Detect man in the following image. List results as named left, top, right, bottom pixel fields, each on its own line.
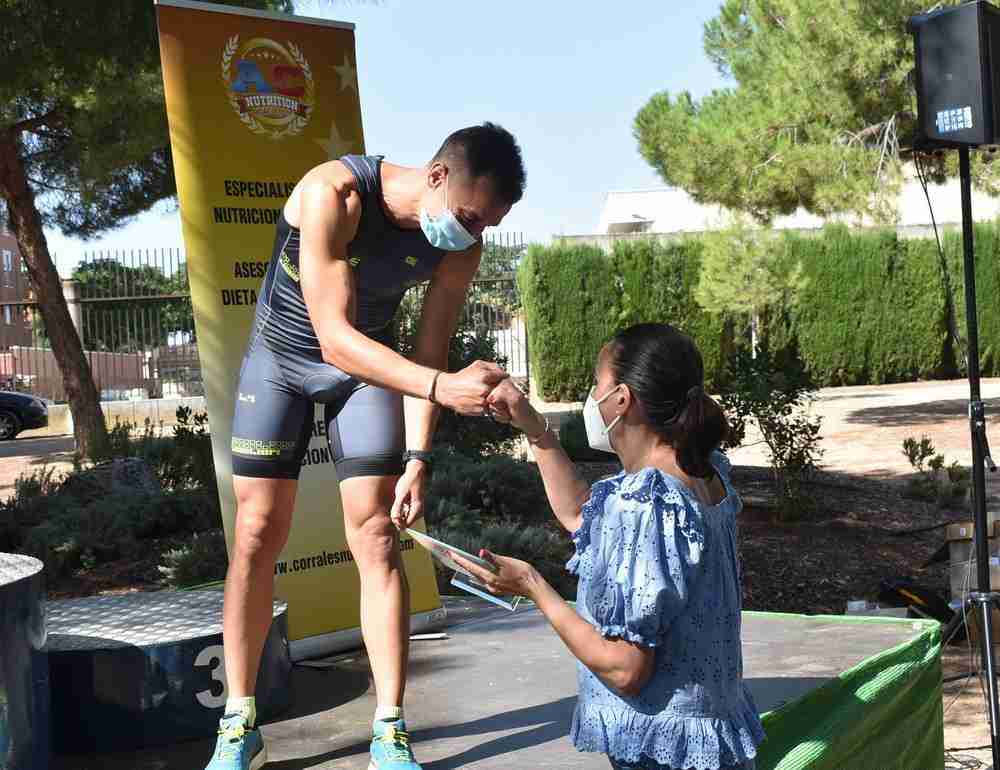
left=205, top=123, right=526, bottom=770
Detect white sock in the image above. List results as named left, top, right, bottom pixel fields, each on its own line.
left=375, top=705, right=403, bottom=723
left=226, top=696, right=257, bottom=728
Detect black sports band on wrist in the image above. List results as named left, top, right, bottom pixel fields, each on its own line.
left=402, top=449, right=433, bottom=470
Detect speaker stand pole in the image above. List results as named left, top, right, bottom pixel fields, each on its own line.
left=959, top=144, right=1000, bottom=768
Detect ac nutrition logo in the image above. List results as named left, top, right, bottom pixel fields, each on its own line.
left=222, top=35, right=315, bottom=140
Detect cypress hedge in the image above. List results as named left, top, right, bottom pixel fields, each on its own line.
left=519, top=243, right=619, bottom=402
left=945, top=224, right=1000, bottom=376
left=519, top=238, right=728, bottom=401
left=767, top=225, right=951, bottom=386
left=520, top=225, right=1000, bottom=401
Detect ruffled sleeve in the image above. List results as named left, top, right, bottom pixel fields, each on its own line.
left=581, top=470, right=706, bottom=648
left=710, top=448, right=742, bottom=516
left=711, top=447, right=732, bottom=478
left=567, top=472, right=623, bottom=576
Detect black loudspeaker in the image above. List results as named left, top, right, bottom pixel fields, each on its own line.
left=910, top=0, right=1000, bottom=147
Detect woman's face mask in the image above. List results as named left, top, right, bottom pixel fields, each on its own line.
left=583, top=383, right=622, bottom=454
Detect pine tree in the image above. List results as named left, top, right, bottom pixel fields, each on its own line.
left=0, top=0, right=293, bottom=456
left=634, top=0, right=1000, bottom=224
left=695, top=216, right=806, bottom=354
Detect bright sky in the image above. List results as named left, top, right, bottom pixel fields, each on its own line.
left=44, top=0, right=728, bottom=275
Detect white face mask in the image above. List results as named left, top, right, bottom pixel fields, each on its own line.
left=583, top=384, right=622, bottom=455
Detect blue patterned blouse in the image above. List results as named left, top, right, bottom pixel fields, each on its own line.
left=567, top=450, right=765, bottom=770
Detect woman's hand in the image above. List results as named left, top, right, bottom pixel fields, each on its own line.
left=457, top=548, right=656, bottom=698
left=452, top=549, right=541, bottom=599
left=487, top=378, right=545, bottom=435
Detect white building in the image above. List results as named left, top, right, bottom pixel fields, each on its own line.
left=571, top=173, right=1000, bottom=244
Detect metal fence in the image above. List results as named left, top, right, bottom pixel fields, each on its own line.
left=0, top=248, right=199, bottom=402
left=0, top=232, right=527, bottom=402
left=455, top=231, right=528, bottom=380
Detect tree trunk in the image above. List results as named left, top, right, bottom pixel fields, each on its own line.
left=0, top=133, right=108, bottom=457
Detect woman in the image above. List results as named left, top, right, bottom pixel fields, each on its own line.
left=456, top=322, right=764, bottom=770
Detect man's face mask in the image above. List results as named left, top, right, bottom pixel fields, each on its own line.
left=420, top=175, right=477, bottom=251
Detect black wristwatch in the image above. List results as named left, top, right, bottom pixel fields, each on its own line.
left=402, top=450, right=433, bottom=473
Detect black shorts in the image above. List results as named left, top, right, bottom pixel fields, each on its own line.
left=230, top=324, right=405, bottom=481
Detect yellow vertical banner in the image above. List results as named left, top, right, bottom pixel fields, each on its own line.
left=155, top=0, right=443, bottom=658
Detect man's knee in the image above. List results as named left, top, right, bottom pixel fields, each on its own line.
left=233, top=478, right=295, bottom=563
left=347, top=510, right=398, bottom=569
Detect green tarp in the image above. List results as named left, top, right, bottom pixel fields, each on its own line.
left=754, top=613, right=943, bottom=770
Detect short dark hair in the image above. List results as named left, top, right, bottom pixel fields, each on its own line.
left=431, top=122, right=526, bottom=205
left=607, top=323, right=729, bottom=479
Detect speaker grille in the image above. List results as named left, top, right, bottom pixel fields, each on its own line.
left=913, top=1, right=995, bottom=146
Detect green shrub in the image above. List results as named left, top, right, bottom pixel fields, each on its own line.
left=17, top=487, right=213, bottom=577
left=93, top=418, right=154, bottom=463
left=159, top=529, right=230, bottom=589
left=612, top=237, right=729, bottom=391
left=902, top=435, right=970, bottom=510
left=89, top=407, right=217, bottom=492
left=0, top=465, right=63, bottom=542
left=720, top=347, right=823, bottom=520
left=160, top=407, right=217, bottom=491
left=423, top=450, right=553, bottom=527
left=5, top=459, right=222, bottom=579
left=523, top=225, right=1000, bottom=398
left=16, top=496, right=89, bottom=577
left=4, top=408, right=220, bottom=582
left=945, top=223, right=1000, bottom=377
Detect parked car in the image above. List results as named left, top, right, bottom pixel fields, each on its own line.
left=0, top=391, right=49, bottom=440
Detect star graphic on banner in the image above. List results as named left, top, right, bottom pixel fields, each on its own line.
left=333, top=54, right=358, bottom=93
left=315, top=119, right=355, bottom=160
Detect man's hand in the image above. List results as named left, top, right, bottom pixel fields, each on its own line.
left=435, top=360, right=507, bottom=415
left=486, top=377, right=545, bottom=434
left=390, top=462, right=428, bottom=530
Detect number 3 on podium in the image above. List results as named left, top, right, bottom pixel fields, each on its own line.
left=195, top=643, right=228, bottom=709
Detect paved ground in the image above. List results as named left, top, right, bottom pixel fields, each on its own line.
left=0, top=433, right=75, bottom=498
left=942, top=642, right=996, bottom=768
left=51, top=602, right=927, bottom=770
left=10, top=377, right=1000, bottom=766
left=726, top=377, right=1000, bottom=494
left=53, top=602, right=606, bottom=770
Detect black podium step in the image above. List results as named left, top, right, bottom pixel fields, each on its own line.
left=0, top=553, right=49, bottom=770
left=45, top=588, right=291, bottom=752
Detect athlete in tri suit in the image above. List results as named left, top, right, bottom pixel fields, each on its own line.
left=205, top=123, right=526, bottom=770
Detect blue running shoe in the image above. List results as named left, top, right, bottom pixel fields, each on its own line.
left=368, top=719, right=421, bottom=769
left=205, top=713, right=267, bottom=770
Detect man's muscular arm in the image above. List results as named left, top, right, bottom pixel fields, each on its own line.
left=297, top=177, right=503, bottom=413
left=298, top=179, right=437, bottom=399
left=403, top=242, right=483, bottom=453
